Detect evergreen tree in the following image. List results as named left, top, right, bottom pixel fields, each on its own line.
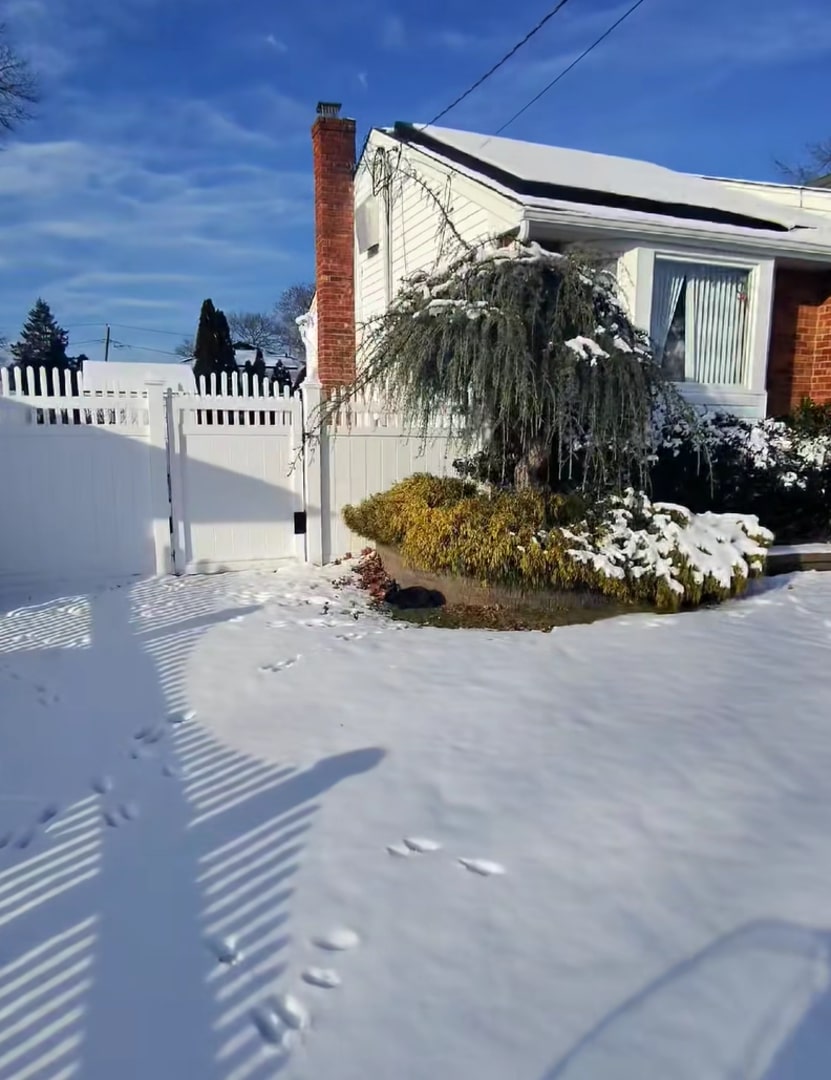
left=192, top=298, right=238, bottom=383
left=10, top=298, right=69, bottom=370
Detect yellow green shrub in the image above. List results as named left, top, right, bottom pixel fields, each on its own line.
left=342, top=477, right=773, bottom=611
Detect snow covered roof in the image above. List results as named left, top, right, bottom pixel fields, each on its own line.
left=389, top=124, right=831, bottom=239
left=81, top=360, right=196, bottom=393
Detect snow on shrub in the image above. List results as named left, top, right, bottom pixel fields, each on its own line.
left=343, top=476, right=771, bottom=612
left=558, top=491, right=771, bottom=610
left=651, top=404, right=831, bottom=543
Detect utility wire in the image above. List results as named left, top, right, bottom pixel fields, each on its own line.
left=110, top=340, right=182, bottom=358
left=108, top=322, right=191, bottom=338
left=489, top=0, right=648, bottom=138
left=425, top=0, right=573, bottom=127
left=65, top=321, right=192, bottom=338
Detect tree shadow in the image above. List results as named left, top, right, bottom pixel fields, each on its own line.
left=539, top=918, right=831, bottom=1080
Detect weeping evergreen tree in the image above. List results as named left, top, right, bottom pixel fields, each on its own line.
left=325, top=242, right=693, bottom=493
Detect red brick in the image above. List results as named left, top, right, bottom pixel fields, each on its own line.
left=312, top=110, right=357, bottom=391
left=767, top=268, right=831, bottom=413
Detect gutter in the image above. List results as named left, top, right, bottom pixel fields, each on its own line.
left=521, top=207, right=831, bottom=263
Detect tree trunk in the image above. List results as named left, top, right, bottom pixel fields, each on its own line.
left=514, top=440, right=549, bottom=490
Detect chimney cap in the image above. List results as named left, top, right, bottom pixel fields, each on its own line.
left=316, top=101, right=342, bottom=118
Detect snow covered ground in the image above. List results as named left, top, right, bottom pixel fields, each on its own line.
left=2, top=562, right=831, bottom=1080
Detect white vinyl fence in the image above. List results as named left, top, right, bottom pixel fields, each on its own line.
left=302, top=390, right=464, bottom=564
left=0, top=367, right=464, bottom=586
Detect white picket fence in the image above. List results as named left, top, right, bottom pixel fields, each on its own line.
left=0, top=367, right=464, bottom=585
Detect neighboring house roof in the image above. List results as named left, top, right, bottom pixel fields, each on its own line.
left=81, top=360, right=196, bottom=393
left=382, top=123, right=831, bottom=258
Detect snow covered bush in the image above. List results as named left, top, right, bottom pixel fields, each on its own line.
left=343, top=476, right=771, bottom=612
left=651, top=402, right=831, bottom=543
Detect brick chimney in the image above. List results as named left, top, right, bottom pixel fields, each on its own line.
left=312, top=102, right=356, bottom=390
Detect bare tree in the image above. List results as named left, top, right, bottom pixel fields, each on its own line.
left=0, top=25, right=37, bottom=139
left=227, top=311, right=280, bottom=352
left=273, top=282, right=315, bottom=357
left=776, top=139, right=831, bottom=186
left=175, top=337, right=194, bottom=359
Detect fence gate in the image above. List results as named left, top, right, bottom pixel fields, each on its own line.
left=165, top=385, right=306, bottom=574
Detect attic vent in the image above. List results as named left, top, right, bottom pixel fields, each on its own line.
left=355, top=197, right=380, bottom=253
left=317, top=101, right=342, bottom=118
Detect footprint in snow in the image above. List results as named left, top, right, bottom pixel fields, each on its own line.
left=336, top=631, right=365, bottom=642
left=104, top=809, right=121, bottom=829
left=259, top=656, right=300, bottom=674
left=16, top=830, right=35, bottom=850
left=206, top=934, right=242, bottom=966
left=38, top=804, right=59, bottom=825
left=403, top=837, right=442, bottom=853
left=302, top=967, right=341, bottom=989
left=272, top=993, right=309, bottom=1030
left=168, top=708, right=196, bottom=726
left=162, top=761, right=187, bottom=779
left=92, top=775, right=113, bottom=795
left=312, top=927, right=360, bottom=952
left=458, top=858, right=506, bottom=877
left=120, top=802, right=139, bottom=822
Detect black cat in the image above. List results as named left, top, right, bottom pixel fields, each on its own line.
left=384, top=582, right=446, bottom=609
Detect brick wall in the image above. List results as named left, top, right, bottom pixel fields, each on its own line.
left=767, top=268, right=831, bottom=415
left=312, top=110, right=357, bottom=390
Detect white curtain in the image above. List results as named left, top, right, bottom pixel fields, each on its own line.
left=650, top=261, right=686, bottom=362
left=685, top=267, right=749, bottom=385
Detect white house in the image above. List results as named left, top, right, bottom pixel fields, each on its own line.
left=309, top=103, right=831, bottom=419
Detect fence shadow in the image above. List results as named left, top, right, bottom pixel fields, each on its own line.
left=539, top=918, right=831, bottom=1080
left=0, top=562, right=385, bottom=1079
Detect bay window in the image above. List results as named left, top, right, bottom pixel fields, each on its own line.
left=650, top=259, right=752, bottom=385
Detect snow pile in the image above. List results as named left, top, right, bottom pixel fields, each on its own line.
left=417, top=298, right=496, bottom=320
left=565, top=335, right=610, bottom=364
left=553, top=490, right=772, bottom=606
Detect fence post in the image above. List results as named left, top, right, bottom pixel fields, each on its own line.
left=301, top=380, right=325, bottom=564
left=145, top=380, right=173, bottom=575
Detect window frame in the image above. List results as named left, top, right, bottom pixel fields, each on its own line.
left=636, top=246, right=774, bottom=418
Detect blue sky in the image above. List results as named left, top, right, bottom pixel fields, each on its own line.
left=2, top=0, right=830, bottom=362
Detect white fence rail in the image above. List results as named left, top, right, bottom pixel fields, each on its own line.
left=0, top=368, right=466, bottom=584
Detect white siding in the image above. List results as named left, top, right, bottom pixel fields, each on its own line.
left=354, top=131, right=522, bottom=348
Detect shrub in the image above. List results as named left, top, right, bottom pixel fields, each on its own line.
left=651, top=405, right=831, bottom=543
left=342, top=475, right=771, bottom=612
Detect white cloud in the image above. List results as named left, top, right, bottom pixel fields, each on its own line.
left=380, top=13, right=406, bottom=49
left=0, top=89, right=313, bottom=348
left=264, top=32, right=288, bottom=52
left=357, top=71, right=368, bottom=89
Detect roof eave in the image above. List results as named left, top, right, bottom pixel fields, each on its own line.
left=521, top=207, right=831, bottom=262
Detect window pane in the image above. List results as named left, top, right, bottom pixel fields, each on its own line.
left=652, top=260, right=750, bottom=385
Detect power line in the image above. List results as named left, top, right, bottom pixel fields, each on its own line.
left=426, top=0, right=573, bottom=127
left=489, top=0, right=648, bottom=138
left=110, top=340, right=182, bottom=358
left=65, top=321, right=192, bottom=338
left=108, top=322, right=191, bottom=338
